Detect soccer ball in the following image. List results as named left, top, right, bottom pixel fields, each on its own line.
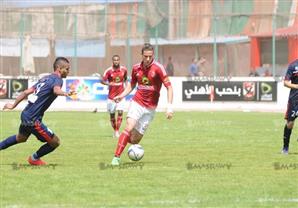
left=127, top=144, right=144, bottom=161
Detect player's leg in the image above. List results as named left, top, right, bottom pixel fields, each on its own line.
left=282, top=120, right=294, bottom=154
left=283, top=103, right=296, bottom=154
left=0, top=123, right=30, bottom=150
left=107, top=99, right=117, bottom=136
left=112, top=103, right=155, bottom=165
left=130, top=110, right=155, bottom=144
left=130, top=129, right=143, bottom=144
left=110, top=113, right=117, bottom=136
left=112, top=101, right=141, bottom=165
left=115, top=99, right=125, bottom=136
left=115, top=110, right=123, bottom=137
left=28, top=121, right=60, bottom=165
left=113, top=117, right=137, bottom=158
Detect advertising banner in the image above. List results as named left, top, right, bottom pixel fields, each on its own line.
left=183, top=81, right=276, bottom=102
left=66, top=79, right=133, bottom=101
left=9, top=79, right=28, bottom=99
left=0, top=79, right=8, bottom=99
left=258, top=82, right=277, bottom=101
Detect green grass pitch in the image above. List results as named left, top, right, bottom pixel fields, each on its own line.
left=0, top=111, right=298, bottom=208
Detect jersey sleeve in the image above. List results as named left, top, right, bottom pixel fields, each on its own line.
left=31, top=81, right=39, bottom=90
left=130, top=67, right=137, bottom=87
left=102, top=69, right=110, bottom=82
left=285, top=64, right=293, bottom=81
left=53, top=77, right=63, bottom=88
left=157, top=64, right=171, bottom=88
left=124, top=67, right=128, bottom=81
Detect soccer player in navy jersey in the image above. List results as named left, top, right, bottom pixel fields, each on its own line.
left=283, top=59, right=298, bottom=154
left=0, top=57, right=75, bottom=165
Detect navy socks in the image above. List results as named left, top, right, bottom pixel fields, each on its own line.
left=283, top=125, right=292, bottom=149
left=35, top=143, right=56, bottom=159
left=0, top=135, right=17, bottom=150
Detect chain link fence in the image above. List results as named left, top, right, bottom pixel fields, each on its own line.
left=0, top=0, right=297, bottom=77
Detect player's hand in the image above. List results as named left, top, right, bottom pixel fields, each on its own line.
left=3, top=103, right=14, bottom=110
left=166, top=104, right=173, bottom=119
left=66, top=91, right=77, bottom=97
left=114, top=95, right=123, bottom=103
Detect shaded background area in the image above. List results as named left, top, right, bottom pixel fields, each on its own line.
left=0, top=0, right=297, bottom=77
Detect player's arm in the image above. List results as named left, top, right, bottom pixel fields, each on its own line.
left=98, top=74, right=111, bottom=86
left=97, top=71, right=115, bottom=86
left=160, top=66, right=173, bottom=119
left=100, top=79, right=109, bottom=86
left=94, top=73, right=108, bottom=85
left=284, top=80, right=298, bottom=89
left=3, top=87, right=35, bottom=110
left=165, top=84, right=173, bottom=120
left=114, top=82, right=135, bottom=103
left=53, top=86, right=76, bottom=97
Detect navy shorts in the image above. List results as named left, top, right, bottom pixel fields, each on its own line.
left=19, top=117, right=55, bottom=143
left=285, top=100, right=298, bottom=121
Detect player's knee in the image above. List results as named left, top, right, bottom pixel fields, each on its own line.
left=16, top=134, right=28, bottom=143
left=50, top=136, right=60, bottom=148
left=130, top=130, right=143, bottom=144
left=124, top=124, right=134, bottom=132
left=287, top=122, right=294, bottom=129
left=125, top=120, right=136, bottom=131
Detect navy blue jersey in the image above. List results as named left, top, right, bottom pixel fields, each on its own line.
left=22, top=73, right=63, bottom=121
left=285, top=59, right=298, bottom=101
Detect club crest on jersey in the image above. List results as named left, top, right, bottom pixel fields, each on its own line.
left=142, top=76, right=150, bottom=85
left=115, top=76, right=121, bottom=83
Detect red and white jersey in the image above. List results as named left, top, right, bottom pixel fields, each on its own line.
left=102, top=66, right=127, bottom=99
left=131, top=60, right=171, bottom=108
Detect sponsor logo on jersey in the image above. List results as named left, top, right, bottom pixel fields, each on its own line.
left=142, top=76, right=150, bottom=85
left=115, top=76, right=121, bottom=83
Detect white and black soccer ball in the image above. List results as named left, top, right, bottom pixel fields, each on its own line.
left=127, top=144, right=144, bottom=161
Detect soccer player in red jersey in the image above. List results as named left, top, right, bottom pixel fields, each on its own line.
left=100, top=55, right=127, bottom=138
left=111, top=43, right=173, bottom=165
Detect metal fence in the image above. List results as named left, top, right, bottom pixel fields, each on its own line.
left=0, top=0, right=297, bottom=77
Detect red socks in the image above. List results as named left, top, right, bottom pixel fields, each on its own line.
left=110, top=118, right=116, bottom=131
left=115, top=129, right=131, bottom=157
left=116, top=116, right=123, bottom=131
left=111, top=116, right=122, bottom=131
